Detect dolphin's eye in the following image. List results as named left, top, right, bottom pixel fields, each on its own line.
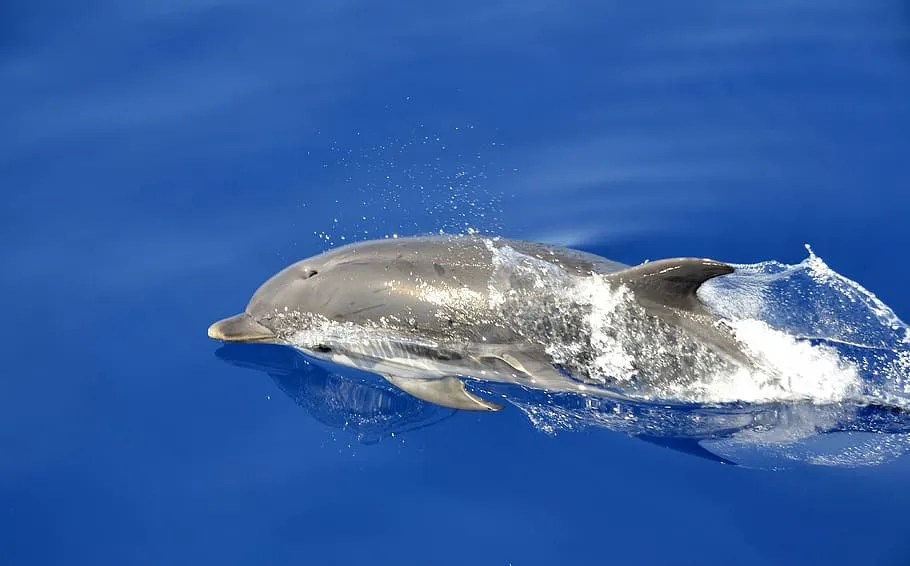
left=303, top=269, right=318, bottom=279
left=314, top=344, right=331, bottom=353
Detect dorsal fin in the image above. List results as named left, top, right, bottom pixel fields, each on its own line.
left=605, top=258, right=734, bottom=313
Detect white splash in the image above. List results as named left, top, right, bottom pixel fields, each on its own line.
left=572, top=277, right=637, bottom=383
left=491, top=242, right=908, bottom=407
left=664, top=319, right=862, bottom=404
left=698, top=246, right=910, bottom=406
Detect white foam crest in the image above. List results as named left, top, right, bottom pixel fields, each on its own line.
left=665, top=319, right=862, bottom=404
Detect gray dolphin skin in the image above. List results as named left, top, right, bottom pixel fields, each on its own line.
left=208, top=235, right=746, bottom=411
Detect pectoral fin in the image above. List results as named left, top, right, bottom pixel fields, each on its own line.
left=382, top=375, right=503, bottom=411
left=605, top=258, right=734, bottom=314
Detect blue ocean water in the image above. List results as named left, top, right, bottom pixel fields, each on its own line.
left=3, top=1, right=910, bottom=565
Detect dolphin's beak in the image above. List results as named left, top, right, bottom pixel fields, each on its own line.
left=207, top=313, right=276, bottom=343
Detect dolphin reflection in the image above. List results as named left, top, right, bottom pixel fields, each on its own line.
left=214, top=343, right=910, bottom=468
left=215, top=343, right=457, bottom=444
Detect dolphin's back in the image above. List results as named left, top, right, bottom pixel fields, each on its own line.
left=501, top=239, right=629, bottom=275
left=314, top=235, right=628, bottom=276
left=247, top=235, right=626, bottom=341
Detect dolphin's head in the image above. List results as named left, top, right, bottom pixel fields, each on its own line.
left=207, top=258, right=322, bottom=343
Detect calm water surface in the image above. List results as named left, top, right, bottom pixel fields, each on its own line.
left=2, top=1, right=910, bottom=565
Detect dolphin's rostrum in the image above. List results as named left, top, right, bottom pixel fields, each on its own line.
left=208, top=235, right=746, bottom=411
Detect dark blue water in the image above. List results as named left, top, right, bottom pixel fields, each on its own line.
left=3, top=1, right=910, bottom=565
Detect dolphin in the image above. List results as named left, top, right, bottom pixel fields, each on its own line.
left=207, top=235, right=747, bottom=411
